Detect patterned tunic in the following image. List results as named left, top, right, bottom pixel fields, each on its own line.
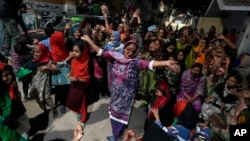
left=100, top=50, right=151, bottom=124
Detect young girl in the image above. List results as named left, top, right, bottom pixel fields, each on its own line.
left=66, top=42, right=90, bottom=129
left=29, top=44, right=59, bottom=110
left=144, top=80, right=173, bottom=131
left=12, top=41, right=33, bottom=100
left=0, top=63, right=30, bottom=141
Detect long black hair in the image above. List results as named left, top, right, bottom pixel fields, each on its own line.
left=0, top=65, right=15, bottom=96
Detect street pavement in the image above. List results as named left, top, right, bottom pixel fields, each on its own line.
left=24, top=96, right=146, bottom=141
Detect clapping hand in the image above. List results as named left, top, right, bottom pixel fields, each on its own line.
left=151, top=108, right=160, bottom=121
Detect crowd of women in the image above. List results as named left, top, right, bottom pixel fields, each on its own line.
left=1, top=1, right=250, bottom=141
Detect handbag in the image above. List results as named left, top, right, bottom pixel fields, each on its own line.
left=16, top=66, right=32, bottom=80
left=51, top=62, right=71, bottom=85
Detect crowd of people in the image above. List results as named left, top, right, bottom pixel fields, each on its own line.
left=1, top=0, right=250, bottom=141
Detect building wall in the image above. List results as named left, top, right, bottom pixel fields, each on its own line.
left=223, top=11, right=248, bottom=32
left=237, top=17, right=250, bottom=55
left=196, top=17, right=224, bottom=34
left=22, top=0, right=76, bottom=29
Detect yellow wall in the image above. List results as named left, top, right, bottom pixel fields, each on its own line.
left=197, top=17, right=224, bottom=34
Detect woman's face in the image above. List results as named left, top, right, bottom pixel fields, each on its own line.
left=200, top=39, right=206, bottom=48
left=180, top=36, right=188, bottom=44
left=110, top=34, right=116, bottom=41
left=158, top=29, right=165, bottom=37
left=149, top=40, right=161, bottom=51
left=118, top=23, right=124, bottom=32
left=166, top=45, right=175, bottom=53
left=97, top=32, right=104, bottom=40
left=72, top=45, right=82, bottom=58
left=2, top=69, right=13, bottom=85
left=130, top=35, right=139, bottom=43
left=191, top=67, right=201, bottom=77
left=109, top=23, right=114, bottom=29
left=177, top=51, right=184, bottom=61
left=123, top=43, right=137, bottom=59
left=226, top=76, right=238, bottom=87
left=73, top=30, right=81, bottom=39
left=33, top=46, right=42, bottom=61
left=155, top=89, right=163, bottom=97
left=183, top=29, right=189, bottom=36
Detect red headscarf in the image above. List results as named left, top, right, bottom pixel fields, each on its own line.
left=32, top=44, right=51, bottom=64
left=0, top=62, right=6, bottom=70
left=148, top=80, right=171, bottom=118
left=71, top=44, right=90, bottom=83
left=174, top=100, right=189, bottom=118
left=50, top=32, right=70, bottom=62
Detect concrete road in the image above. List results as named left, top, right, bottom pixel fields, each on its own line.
left=24, top=96, right=146, bottom=141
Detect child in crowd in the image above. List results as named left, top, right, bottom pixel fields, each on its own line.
left=29, top=44, right=59, bottom=110
left=12, top=40, right=33, bottom=100
left=152, top=100, right=211, bottom=141
left=0, top=63, right=30, bottom=141
left=144, top=80, right=174, bottom=131
left=66, top=42, right=90, bottom=129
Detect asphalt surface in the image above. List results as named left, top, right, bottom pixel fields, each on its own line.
left=23, top=95, right=146, bottom=141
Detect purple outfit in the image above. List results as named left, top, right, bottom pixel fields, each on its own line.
left=11, top=51, right=32, bottom=74
left=99, top=50, right=151, bottom=140
left=176, top=69, right=205, bottom=113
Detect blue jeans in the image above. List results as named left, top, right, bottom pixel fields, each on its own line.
left=1, top=17, right=21, bottom=56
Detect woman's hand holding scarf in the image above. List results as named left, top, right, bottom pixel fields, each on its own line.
left=151, top=108, right=160, bottom=121
left=67, top=72, right=77, bottom=82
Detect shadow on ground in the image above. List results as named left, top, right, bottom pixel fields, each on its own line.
left=43, top=130, right=74, bottom=141
left=86, top=103, right=109, bottom=125
left=29, top=110, right=50, bottom=140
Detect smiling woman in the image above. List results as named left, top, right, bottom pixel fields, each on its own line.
left=0, top=63, right=31, bottom=141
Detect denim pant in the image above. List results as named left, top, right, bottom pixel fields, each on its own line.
left=1, top=17, right=21, bottom=56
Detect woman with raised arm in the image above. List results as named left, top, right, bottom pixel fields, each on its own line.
left=82, top=35, right=178, bottom=141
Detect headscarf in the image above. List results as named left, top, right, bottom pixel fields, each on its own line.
left=0, top=62, right=6, bottom=70
left=50, top=32, right=70, bottom=62
left=174, top=100, right=199, bottom=130
left=71, top=27, right=83, bottom=42
left=105, top=40, right=139, bottom=65
left=32, top=44, right=51, bottom=64
left=105, top=31, right=121, bottom=51
left=71, top=42, right=90, bottom=83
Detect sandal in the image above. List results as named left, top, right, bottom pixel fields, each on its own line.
left=76, top=114, right=81, bottom=121
left=45, top=98, right=54, bottom=107
left=60, top=106, right=66, bottom=114
left=80, top=122, right=86, bottom=129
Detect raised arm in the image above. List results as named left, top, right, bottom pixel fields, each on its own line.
left=103, top=13, right=112, bottom=35
left=81, top=35, right=101, bottom=53
left=218, top=34, right=236, bottom=49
